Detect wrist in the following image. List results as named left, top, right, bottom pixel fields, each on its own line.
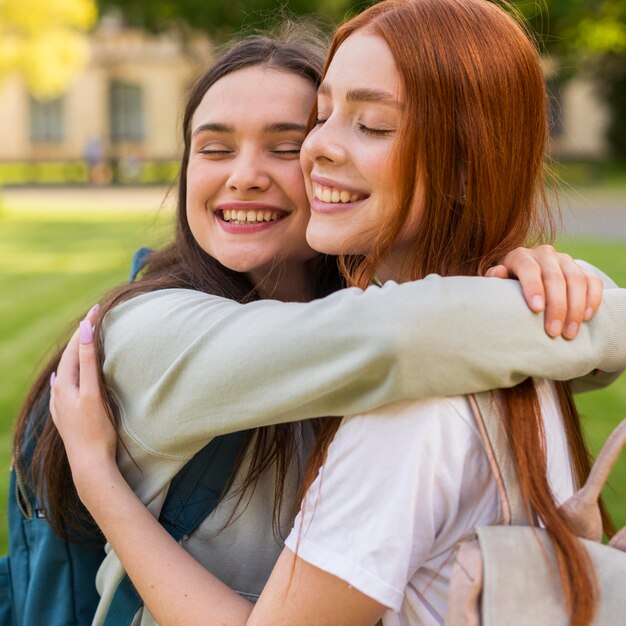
left=70, top=454, right=122, bottom=506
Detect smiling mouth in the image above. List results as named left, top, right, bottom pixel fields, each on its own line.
left=217, top=209, right=288, bottom=224
left=313, top=184, right=368, bottom=204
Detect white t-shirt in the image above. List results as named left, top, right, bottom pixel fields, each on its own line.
left=284, top=379, right=574, bottom=625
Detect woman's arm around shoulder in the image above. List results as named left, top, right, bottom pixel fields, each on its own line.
left=101, top=267, right=626, bottom=458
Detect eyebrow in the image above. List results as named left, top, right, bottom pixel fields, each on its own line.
left=192, top=122, right=307, bottom=136
left=318, top=82, right=402, bottom=107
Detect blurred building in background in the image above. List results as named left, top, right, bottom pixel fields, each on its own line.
left=0, top=16, right=612, bottom=186
left=0, top=15, right=211, bottom=185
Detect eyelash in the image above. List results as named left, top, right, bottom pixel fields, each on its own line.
left=358, top=124, right=392, bottom=137
left=197, top=148, right=300, bottom=156
left=198, top=149, right=231, bottom=156
left=313, top=118, right=392, bottom=137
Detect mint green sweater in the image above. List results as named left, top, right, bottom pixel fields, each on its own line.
left=93, top=276, right=626, bottom=625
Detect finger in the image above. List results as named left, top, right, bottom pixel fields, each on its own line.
left=584, top=273, right=604, bottom=321
left=485, top=265, right=510, bottom=279
left=560, top=255, right=587, bottom=339
left=502, top=249, right=546, bottom=313
left=78, top=319, right=100, bottom=398
left=49, top=372, right=57, bottom=420
left=56, top=327, right=81, bottom=389
left=84, top=303, right=100, bottom=327
left=539, top=254, right=568, bottom=338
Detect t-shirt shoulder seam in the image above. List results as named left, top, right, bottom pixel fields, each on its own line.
left=110, top=388, right=194, bottom=462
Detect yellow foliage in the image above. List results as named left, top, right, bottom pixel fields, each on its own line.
left=576, top=17, right=626, bottom=55
left=0, top=0, right=97, bottom=98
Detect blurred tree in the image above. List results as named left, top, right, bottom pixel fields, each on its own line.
left=97, top=0, right=378, bottom=38
left=0, top=0, right=98, bottom=98
left=96, top=0, right=626, bottom=158
left=513, top=0, right=626, bottom=160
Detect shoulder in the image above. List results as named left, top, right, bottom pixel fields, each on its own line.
left=101, top=288, right=247, bottom=361
left=103, top=288, right=234, bottom=332
left=316, top=396, right=489, bottom=525
left=287, top=396, right=496, bottom=609
left=331, top=396, right=480, bottom=461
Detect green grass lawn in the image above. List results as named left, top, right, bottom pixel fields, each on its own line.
left=0, top=202, right=173, bottom=550
left=556, top=238, right=626, bottom=531
left=0, top=201, right=625, bottom=553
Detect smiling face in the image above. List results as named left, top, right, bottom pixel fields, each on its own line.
left=186, top=65, right=317, bottom=279
left=301, top=30, right=406, bottom=260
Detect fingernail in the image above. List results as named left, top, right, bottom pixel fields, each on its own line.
left=79, top=320, right=94, bottom=345
left=531, top=295, right=544, bottom=311
left=50, top=372, right=56, bottom=386
left=565, top=322, right=578, bottom=338
left=88, top=303, right=100, bottom=316
left=549, top=320, right=562, bottom=337
left=584, top=307, right=593, bottom=321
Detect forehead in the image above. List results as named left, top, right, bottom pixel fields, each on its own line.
left=192, top=66, right=316, bottom=130
left=324, top=31, right=401, bottom=98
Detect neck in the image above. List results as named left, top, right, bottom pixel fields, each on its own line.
left=376, top=249, right=406, bottom=284
left=248, top=260, right=315, bottom=303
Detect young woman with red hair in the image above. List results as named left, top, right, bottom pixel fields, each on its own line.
left=50, top=2, right=625, bottom=625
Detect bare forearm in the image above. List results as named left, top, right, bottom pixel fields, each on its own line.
left=73, top=462, right=254, bottom=626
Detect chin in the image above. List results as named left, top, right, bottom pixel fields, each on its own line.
left=307, top=229, right=368, bottom=256
left=306, top=228, right=340, bottom=256
left=216, top=255, right=266, bottom=274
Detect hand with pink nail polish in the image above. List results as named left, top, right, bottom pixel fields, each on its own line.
left=49, top=306, right=118, bottom=497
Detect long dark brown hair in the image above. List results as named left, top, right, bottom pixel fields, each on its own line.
left=14, top=28, right=341, bottom=542
left=301, top=2, right=611, bottom=626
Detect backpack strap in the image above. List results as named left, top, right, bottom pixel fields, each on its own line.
left=102, top=430, right=246, bottom=625
left=128, top=247, right=153, bottom=283
left=468, top=392, right=528, bottom=526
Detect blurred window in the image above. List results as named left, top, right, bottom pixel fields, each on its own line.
left=110, top=81, right=144, bottom=143
left=30, top=96, right=65, bottom=144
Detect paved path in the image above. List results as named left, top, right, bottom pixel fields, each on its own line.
left=559, top=187, right=626, bottom=241
left=3, top=185, right=625, bottom=240
left=2, top=185, right=175, bottom=213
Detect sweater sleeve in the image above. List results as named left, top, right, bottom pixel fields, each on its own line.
left=102, top=275, right=626, bottom=460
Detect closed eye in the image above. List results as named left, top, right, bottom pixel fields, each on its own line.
left=197, top=149, right=233, bottom=157
left=358, top=123, right=393, bottom=137
left=272, top=148, right=301, bottom=155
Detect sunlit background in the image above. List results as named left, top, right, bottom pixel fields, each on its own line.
left=0, top=0, right=625, bottom=550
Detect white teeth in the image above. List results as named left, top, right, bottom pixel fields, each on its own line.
left=314, top=183, right=363, bottom=204
left=221, top=209, right=284, bottom=223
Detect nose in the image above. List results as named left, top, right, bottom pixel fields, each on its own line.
left=301, top=120, right=347, bottom=167
left=225, top=151, right=271, bottom=192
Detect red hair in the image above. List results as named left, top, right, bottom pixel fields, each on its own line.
left=302, top=2, right=609, bottom=625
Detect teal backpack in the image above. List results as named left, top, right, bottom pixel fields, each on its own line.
left=0, top=408, right=243, bottom=626
left=0, top=249, right=245, bottom=625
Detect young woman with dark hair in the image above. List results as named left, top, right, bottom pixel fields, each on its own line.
left=47, top=6, right=626, bottom=625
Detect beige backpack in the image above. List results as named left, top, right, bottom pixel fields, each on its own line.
left=445, top=392, right=626, bottom=626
